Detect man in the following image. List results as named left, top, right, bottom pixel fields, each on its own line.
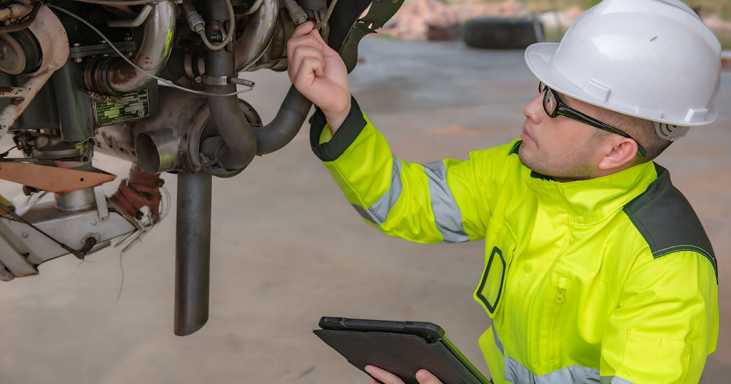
left=287, top=0, right=721, bottom=382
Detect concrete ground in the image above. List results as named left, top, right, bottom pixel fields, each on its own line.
left=1, top=37, right=729, bottom=383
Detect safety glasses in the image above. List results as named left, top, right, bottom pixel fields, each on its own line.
left=538, top=82, right=647, bottom=158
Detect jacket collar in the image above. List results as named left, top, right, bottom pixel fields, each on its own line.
left=513, top=143, right=659, bottom=224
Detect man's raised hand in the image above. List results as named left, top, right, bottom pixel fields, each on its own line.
left=287, top=22, right=351, bottom=130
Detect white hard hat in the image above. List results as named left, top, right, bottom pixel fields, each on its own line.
left=525, top=0, right=722, bottom=127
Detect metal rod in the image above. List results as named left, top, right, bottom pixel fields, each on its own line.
left=174, top=172, right=212, bottom=336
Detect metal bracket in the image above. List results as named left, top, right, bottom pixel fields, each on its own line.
left=94, top=187, right=109, bottom=222
left=338, top=0, right=405, bottom=72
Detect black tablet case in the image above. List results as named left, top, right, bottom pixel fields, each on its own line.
left=314, top=318, right=489, bottom=384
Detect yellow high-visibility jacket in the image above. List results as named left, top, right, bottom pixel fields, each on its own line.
left=309, top=99, right=719, bottom=384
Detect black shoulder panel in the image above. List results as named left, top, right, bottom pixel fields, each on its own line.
left=624, top=164, right=717, bottom=281
left=509, top=140, right=522, bottom=155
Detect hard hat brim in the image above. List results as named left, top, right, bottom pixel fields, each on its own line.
left=524, top=42, right=615, bottom=116
left=524, top=42, right=717, bottom=126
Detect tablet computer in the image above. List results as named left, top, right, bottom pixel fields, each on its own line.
left=314, top=317, right=491, bottom=384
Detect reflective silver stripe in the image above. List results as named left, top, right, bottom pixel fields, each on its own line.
left=355, top=158, right=403, bottom=225
left=493, top=328, right=602, bottom=383
left=423, top=161, right=469, bottom=243
left=600, top=377, right=632, bottom=384
left=504, top=359, right=601, bottom=384
left=492, top=326, right=504, bottom=354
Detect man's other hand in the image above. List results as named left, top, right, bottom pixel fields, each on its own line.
left=365, top=365, right=443, bottom=384
left=286, top=21, right=351, bottom=130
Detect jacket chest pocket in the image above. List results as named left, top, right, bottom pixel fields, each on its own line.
left=473, top=228, right=516, bottom=317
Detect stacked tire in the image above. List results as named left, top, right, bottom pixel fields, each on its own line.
left=463, top=16, right=545, bottom=50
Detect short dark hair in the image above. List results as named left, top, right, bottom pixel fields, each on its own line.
left=600, top=110, right=672, bottom=162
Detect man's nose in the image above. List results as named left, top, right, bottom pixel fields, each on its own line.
left=523, top=94, right=544, bottom=124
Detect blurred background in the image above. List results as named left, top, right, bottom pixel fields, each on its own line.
left=0, top=1, right=729, bottom=383
left=378, top=0, right=731, bottom=46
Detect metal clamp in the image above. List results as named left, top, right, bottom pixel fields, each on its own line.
left=203, top=75, right=229, bottom=87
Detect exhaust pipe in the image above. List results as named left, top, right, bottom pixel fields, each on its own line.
left=85, top=0, right=176, bottom=95
left=204, top=0, right=259, bottom=173
left=235, top=0, right=280, bottom=71
left=233, top=0, right=314, bottom=156
left=174, top=172, right=212, bottom=336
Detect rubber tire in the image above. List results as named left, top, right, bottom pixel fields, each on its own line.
left=463, top=16, right=545, bottom=50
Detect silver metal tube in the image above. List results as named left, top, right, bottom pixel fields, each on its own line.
left=135, top=129, right=179, bottom=173
left=107, top=5, right=153, bottom=28
left=235, top=0, right=280, bottom=71
left=54, top=189, right=95, bottom=212
left=93, top=1, right=176, bottom=94
left=175, top=172, right=212, bottom=336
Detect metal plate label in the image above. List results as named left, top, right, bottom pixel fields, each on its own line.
left=93, top=89, right=150, bottom=126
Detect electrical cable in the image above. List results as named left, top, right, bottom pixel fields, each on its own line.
left=49, top=4, right=255, bottom=97
left=323, top=0, right=338, bottom=27
left=0, top=145, right=17, bottom=159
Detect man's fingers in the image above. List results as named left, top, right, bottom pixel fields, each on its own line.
left=416, top=370, right=443, bottom=384
left=310, top=29, right=334, bottom=51
left=293, top=57, right=324, bottom=88
left=292, top=21, right=315, bottom=38
left=289, top=46, right=325, bottom=78
left=296, top=57, right=324, bottom=80
left=365, top=365, right=405, bottom=384
left=287, top=34, right=323, bottom=63
left=310, top=29, right=342, bottom=58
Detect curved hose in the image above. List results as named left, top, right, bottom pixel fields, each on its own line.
left=206, top=0, right=373, bottom=163
left=255, top=87, right=312, bottom=155
left=251, top=0, right=373, bottom=155
left=206, top=49, right=258, bottom=172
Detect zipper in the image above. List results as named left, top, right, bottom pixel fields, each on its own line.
left=548, top=276, right=568, bottom=367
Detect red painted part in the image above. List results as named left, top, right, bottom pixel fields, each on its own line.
left=110, top=165, right=163, bottom=223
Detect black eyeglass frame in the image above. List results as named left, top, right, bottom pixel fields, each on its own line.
left=538, top=82, right=647, bottom=158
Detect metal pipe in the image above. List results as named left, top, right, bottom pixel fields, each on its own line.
left=200, top=0, right=256, bottom=173
left=282, top=0, right=307, bottom=25
left=135, top=129, right=178, bottom=173
left=248, top=0, right=374, bottom=155
left=87, top=1, right=175, bottom=95
left=174, top=172, right=212, bottom=336
left=206, top=49, right=258, bottom=172
left=235, top=0, right=279, bottom=71
left=240, top=0, right=312, bottom=155
left=107, top=5, right=153, bottom=28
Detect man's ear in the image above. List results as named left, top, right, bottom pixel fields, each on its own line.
left=597, top=137, right=639, bottom=171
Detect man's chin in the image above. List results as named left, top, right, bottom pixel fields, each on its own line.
left=518, top=148, right=556, bottom=178
left=518, top=146, right=538, bottom=171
